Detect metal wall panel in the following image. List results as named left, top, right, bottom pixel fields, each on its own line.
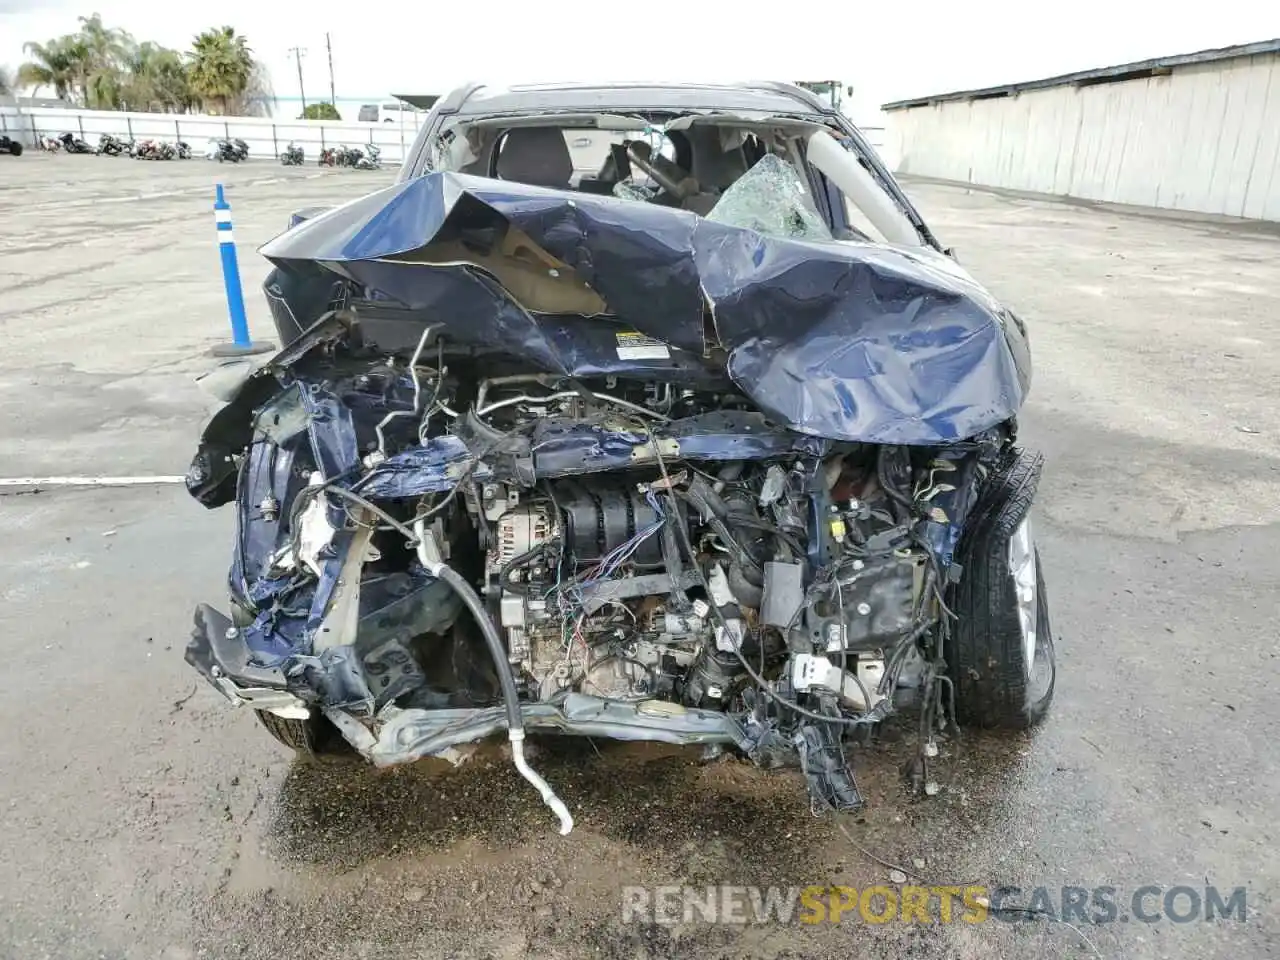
left=889, top=53, right=1280, bottom=220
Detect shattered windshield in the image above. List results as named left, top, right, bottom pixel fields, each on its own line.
left=704, top=154, right=832, bottom=242
left=424, top=113, right=861, bottom=245
left=612, top=178, right=659, bottom=202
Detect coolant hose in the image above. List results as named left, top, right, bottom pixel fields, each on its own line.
left=414, top=519, right=574, bottom=835
left=726, top=561, right=764, bottom=608
left=676, top=489, right=761, bottom=574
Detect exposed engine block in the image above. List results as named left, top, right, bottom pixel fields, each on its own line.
left=478, top=441, right=926, bottom=711
left=485, top=481, right=709, bottom=700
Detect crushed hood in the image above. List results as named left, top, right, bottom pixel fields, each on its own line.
left=260, top=171, right=1030, bottom=444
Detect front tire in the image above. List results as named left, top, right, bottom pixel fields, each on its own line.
left=948, top=450, right=1056, bottom=729
left=255, top=709, right=353, bottom=764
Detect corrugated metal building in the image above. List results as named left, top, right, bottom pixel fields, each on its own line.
left=883, top=40, right=1280, bottom=221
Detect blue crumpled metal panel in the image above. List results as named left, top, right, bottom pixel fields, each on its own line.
left=260, top=171, right=1030, bottom=445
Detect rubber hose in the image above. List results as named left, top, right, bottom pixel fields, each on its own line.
left=431, top=563, right=523, bottom=734
left=712, top=462, right=744, bottom=494
left=726, top=561, right=764, bottom=607
left=686, top=476, right=805, bottom=565
left=413, top=521, right=573, bottom=834
left=688, top=475, right=736, bottom=521
left=676, top=489, right=762, bottom=573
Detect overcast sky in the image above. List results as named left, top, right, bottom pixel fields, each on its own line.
left=2, top=0, right=1276, bottom=117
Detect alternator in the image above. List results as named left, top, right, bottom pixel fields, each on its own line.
left=495, top=502, right=557, bottom=568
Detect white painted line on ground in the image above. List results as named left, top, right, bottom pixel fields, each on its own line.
left=94, top=192, right=181, bottom=205
left=57, top=175, right=306, bottom=209
left=0, top=476, right=186, bottom=488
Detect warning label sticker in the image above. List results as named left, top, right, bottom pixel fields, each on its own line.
left=615, top=330, right=671, bottom=361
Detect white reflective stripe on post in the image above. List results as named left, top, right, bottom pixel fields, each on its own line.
left=214, top=208, right=233, bottom=223
left=218, top=229, right=235, bottom=244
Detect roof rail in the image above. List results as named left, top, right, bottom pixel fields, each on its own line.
left=438, top=82, right=486, bottom=113
left=747, top=80, right=834, bottom=113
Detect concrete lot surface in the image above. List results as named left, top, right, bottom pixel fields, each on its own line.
left=1, top=154, right=1277, bottom=959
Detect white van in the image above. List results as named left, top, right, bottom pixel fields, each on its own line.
left=357, top=102, right=417, bottom=124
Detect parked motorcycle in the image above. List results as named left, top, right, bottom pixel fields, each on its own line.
left=279, top=142, right=304, bottom=166
left=0, top=135, right=23, bottom=156
left=315, top=144, right=380, bottom=169
left=207, top=138, right=250, bottom=162
left=59, top=132, right=94, bottom=154
left=354, top=144, right=382, bottom=170
left=176, top=141, right=192, bottom=159
left=38, top=135, right=61, bottom=153
left=135, top=139, right=177, bottom=160
left=96, top=134, right=131, bottom=157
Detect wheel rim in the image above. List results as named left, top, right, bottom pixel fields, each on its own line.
left=1009, top=515, right=1038, bottom=678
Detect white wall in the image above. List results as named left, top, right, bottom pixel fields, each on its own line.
left=0, top=106, right=425, bottom=164
left=887, top=52, right=1280, bottom=221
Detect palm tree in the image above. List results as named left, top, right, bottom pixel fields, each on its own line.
left=188, top=27, right=254, bottom=115
left=124, top=43, right=192, bottom=112
left=74, top=14, right=132, bottom=109
left=76, top=14, right=132, bottom=66
left=21, top=16, right=134, bottom=108
left=0, top=66, right=11, bottom=97
left=18, top=20, right=267, bottom=115
left=18, top=38, right=80, bottom=102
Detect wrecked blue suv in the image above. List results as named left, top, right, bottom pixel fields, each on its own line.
left=185, top=81, right=1054, bottom=834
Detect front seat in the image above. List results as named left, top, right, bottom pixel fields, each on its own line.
left=495, top=127, right=573, bottom=189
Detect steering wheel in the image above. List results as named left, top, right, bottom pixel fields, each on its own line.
left=625, top=141, right=690, bottom=201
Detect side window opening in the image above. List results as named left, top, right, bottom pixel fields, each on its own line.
left=840, top=188, right=888, bottom=242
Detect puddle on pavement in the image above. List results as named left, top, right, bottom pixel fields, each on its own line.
left=266, top=738, right=818, bottom=877
left=192, top=722, right=1056, bottom=960
left=250, top=721, right=1037, bottom=881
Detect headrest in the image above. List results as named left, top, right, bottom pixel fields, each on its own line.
left=495, top=127, right=573, bottom=189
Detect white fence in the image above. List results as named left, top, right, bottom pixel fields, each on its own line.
left=1, top=104, right=889, bottom=174
left=0, top=105, right=426, bottom=164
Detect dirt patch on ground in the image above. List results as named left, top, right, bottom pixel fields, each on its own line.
left=191, top=733, right=1019, bottom=959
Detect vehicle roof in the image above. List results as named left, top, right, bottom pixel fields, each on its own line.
left=446, top=81, right=832, bottom=117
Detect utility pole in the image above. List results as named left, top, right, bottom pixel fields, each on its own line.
left=326, top=33, right=336, bottom=107
left=288, top=46, right=307, bottom=113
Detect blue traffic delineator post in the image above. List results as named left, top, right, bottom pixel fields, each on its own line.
left=209, top=183, right=274, bottom=358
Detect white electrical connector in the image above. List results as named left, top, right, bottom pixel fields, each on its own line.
left=791, top=653, right=887, bottom=712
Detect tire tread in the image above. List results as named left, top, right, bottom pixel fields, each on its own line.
left=948, top=449, right=1053, bottom=729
